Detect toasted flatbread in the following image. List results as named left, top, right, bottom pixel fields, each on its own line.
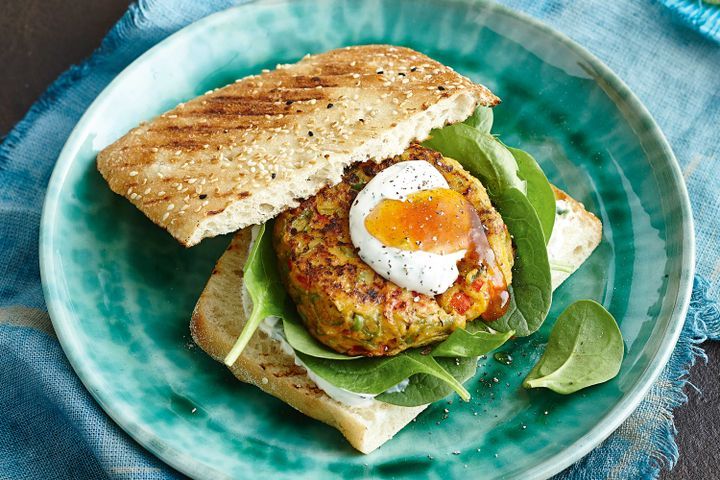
left=97, top=45, right=498, bottom=246
left=190, top=186, right=602, bottom=454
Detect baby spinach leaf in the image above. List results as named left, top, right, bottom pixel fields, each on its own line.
left=376, top=357, right=477, bottom=407
left=282, top=316, right=360, bottom=360
left=489, top=188, right=552, bottom=336
left=455, top=109, right=554, bottom=244
left=224, top=222, right=298, bottom=366
left=463, top=106, right=494, bottom=133
left=523, top=300, right=624, bottom=394
left=425, top=121, right=553, bottom=337
left=297, top=349, right=471, bottom=401
left=423, top=123, right=525, bottom=196
left=431, top=328, right=514, bottom=358
left=507, top=146, right=556, bottom=244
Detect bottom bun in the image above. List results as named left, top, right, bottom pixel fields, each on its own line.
left=190, top=186, right=601, bottom=453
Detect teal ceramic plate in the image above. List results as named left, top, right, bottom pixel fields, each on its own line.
left=40, top=1, right=694, bottom=478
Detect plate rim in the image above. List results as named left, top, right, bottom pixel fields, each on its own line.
left=39, top=1, right=696, bottom=479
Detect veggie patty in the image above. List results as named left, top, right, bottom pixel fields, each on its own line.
left=273, top=144, right=514, bottom=356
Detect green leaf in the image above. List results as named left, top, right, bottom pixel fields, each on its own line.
left=423, top=123, right=525, bottom=196
left=489, top=188, right=552, bottom=337
left=282, top=316, right=360, bottom=360
left=431, top=327, right=514, bottom=358
left=376, top=357, right=477, bottom=407
left=523, top=300, right=624, bottom=394
left=455, top=109, right=555, bottom=244
left=462, top=106, right=494, bottom=133
left=225, top=222, right=297, bottom=366
left=297, top=349, right=470, bottom=401
left=424, top=122, right=553, bottom=338
left=507, top=146, right=556, bottom=244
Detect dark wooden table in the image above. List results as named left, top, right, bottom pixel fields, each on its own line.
left=1, top=1, right=717, bottom=478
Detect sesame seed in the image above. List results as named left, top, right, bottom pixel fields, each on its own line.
left=352, top=73, right=360, bottom=79
left=129, top=171, right=138, bottom=177
left=162, top=212, right=170, bottom=221
left=167, top=204, right=175, bottom=211
left=151, top=147, right=159, bottom=153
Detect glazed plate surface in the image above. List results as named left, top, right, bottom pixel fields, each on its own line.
left=40, top=1, right=694, bottom=478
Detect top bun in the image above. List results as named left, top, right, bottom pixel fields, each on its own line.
left=97, top=45, right=499, bottom=246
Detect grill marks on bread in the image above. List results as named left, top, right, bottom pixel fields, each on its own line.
left=97, top=45, right=499, bottom=246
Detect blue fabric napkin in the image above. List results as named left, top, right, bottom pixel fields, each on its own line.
left=1, top=1, right=718, bottom=478
left=658, top=0, right=720, bottom=43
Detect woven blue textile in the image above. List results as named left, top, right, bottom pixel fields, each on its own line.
left=0, top=1, right=718, bottom=478
left=658, top=0, right=720, bottom=43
